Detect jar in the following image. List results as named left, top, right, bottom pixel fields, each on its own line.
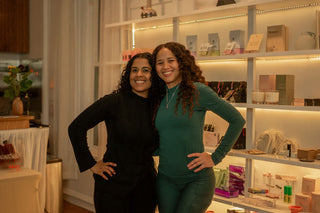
left=265, top=91, right=279, bottom=104
left=252, top=91, right=265, bottom=104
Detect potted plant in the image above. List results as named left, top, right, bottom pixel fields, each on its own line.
left=2, top=65, right=35, bottom=115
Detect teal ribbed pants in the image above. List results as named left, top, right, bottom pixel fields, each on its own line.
left=157, top=169, right=215, bottom=213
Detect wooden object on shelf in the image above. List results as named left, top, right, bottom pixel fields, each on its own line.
left=302, top=175, right=320, bottom=195
left=245, top=34, right=264, bottom=53
left=0, top=115, right=34, bottom=130
left=297, top=148, right=317, bottom=162
left=295, top=193, right=311, bottom=212
left=266, top=25, right=288, bottom=52
left=311, top=192, right=320, bottom=213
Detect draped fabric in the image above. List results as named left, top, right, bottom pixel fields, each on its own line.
left=0, top=127, right=49, bottom=213
left=46, top=0, right=97, bottom=180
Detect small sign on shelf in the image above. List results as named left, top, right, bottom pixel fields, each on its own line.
left=245, top=34, right=264, bottom=53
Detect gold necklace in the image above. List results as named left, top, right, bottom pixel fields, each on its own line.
left=166, top=86, right=179, bottom=109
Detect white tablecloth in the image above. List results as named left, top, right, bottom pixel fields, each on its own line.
left=0, top=168, right=41, bottom=213
left=0, top=127, right=49, bottom=213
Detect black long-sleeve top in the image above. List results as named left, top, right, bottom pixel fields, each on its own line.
left=68, top=91, right=159, bottom=184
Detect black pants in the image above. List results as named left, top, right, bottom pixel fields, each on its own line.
left=93, top=171, right=157, bottom=213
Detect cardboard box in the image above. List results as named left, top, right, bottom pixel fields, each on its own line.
left=302, top=175, right=320, bottom=195
left=259, top=75, right=276, bottom=91
left=208, top=33, right=220, bottom=56
left=258, top=75, right=295, bottom=105
left=297, top=148, right=317, bottom=162
left=311, top=192, right=320, bottom=213
left=229, top=30, right=245, bottom=54
left=203, top=131, right=220, bottom=147
left=295, top=193, right=311, bottom=212
left=186, top=35, right=198, bottom=57
left=266, top=25, right=288, bottom=52
left=276, top=75, right=295, bottom=105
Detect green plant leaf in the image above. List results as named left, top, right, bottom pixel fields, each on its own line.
left=20, top=79, right=32, bottom=91
left=3, top=75, right=12, bottom=84
left=4, top=88, right=15, bottom=98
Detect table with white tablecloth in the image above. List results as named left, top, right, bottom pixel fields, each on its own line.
left=0, top=127, right=49, bottom=212
left=0, top=168, right=42, bottom=213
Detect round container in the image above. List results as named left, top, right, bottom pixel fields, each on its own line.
left=252, top=91, right=265, bottom=104
left=288, top=205, right=302, bottom=213
left=265, top=91, right=279, bottom=104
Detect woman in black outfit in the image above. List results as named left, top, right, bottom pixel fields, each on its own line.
left=68, top=53, right=160, bottom=213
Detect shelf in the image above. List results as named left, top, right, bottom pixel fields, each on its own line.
left=205, top=147, right=320, bottom=169
left=236, top=103, right=320, bottom=112
left=104, top=49, right=320, bottom=65
left=197, top=49, right=320, bottom=62
left=213, top=195, right=291, bottom=213
left=229, top=150, right=320, bottom=169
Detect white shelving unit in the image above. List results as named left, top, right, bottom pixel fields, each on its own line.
left=100, top=0, right=320, bottom=212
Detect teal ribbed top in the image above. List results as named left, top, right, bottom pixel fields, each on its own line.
left=155, top=82, right=245, bottom=180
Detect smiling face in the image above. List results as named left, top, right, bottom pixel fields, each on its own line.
left=129, top=58, right=152, bottom=98
left=155, top=47, right=182, bottom=89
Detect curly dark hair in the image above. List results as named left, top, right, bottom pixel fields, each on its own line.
left=152, top=42, right=206, bottom=117
left=114, top=52, right=164, bottom=117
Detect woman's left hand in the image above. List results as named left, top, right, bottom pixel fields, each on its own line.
left=187, top=152, right=215, bottom=172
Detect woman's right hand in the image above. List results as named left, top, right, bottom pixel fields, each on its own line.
left=90, top=160, right=117, bottom=181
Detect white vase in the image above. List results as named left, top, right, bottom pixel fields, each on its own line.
left=294, top=32, right=316, bottom=50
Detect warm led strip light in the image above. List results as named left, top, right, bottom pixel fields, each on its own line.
left=257, top=2, right=320, bottom=14
left=135, top=13, right=246, bottom=31
left=257, top=56, right=320, bottom=62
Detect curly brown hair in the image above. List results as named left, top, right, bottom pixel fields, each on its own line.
left=114, top=52, right=164, bottom=118
left=152, top=42, right=206, bottom=117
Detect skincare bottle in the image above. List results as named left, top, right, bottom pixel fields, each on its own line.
left=287, top=186, right=292, bottom=203
left=287, top=144, right=292, bottom=157
left=284, top=186, right=288, bottom=202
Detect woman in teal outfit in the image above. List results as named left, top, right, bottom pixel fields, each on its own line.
left=152, top=42, right=246, bottom=213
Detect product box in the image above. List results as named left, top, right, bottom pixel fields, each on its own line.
left=215, top=187, right=239, bottom=198
left=259, top=75, right=276, bottom=91
left=311, top=192, right=320, bottom=213
left=302, top=175, right=320, bottom=195
left=294, top=98, right=305, bottom=106
left=203, top=131, right=220, bottom=147
left=229, top=30, right=245, bottom=54
left=304, top=98, right=320, bottom=106
left=198, top=43, right=211, bottom=56
left=276, top=75, right=295, bottom=105
left=297, top=148, right=317, bottom=162
left=186, top=35, right=198, bottom=57
left=232, top=128, right=246, bottom=149
left=246, top=34, right=263, bottom=53
left=208, top=33, right=220, bottom=56
left=295, top=193, right=311, bottom=212
left=266, top=25, right=288, bottom=52
left=259, top=75, right=295, bottom=105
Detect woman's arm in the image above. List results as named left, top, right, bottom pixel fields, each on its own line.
left=198, top=83, right=246, bottom=165
left=68, top=95, right=114, bottom=172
